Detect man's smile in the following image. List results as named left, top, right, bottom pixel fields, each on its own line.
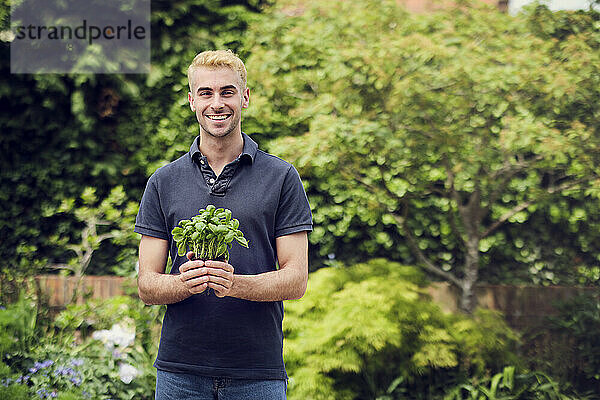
left=206, top=114, right=231, bottom=121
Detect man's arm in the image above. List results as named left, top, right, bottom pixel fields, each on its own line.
left=202, top=231, right=308, bottom=301
left=137, top=235, right=209, bottom=305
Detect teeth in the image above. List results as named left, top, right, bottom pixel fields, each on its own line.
left=207, top=115, right=229, bottom=120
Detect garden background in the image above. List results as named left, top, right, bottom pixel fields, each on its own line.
left=1, top=0, right=600, bottom=398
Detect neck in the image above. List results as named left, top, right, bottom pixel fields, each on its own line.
left=198, top=131, right=244, bottom=176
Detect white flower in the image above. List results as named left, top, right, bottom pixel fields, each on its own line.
left=118, top=363, right=140, bottom=384
left=0, top=30, right=15, bottom=42
left=92, top=324, right=135, bottom=350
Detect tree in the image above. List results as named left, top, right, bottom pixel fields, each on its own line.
left=244, top=0, right=600, bottom=311
left=44, top=186, right=138, bottom=298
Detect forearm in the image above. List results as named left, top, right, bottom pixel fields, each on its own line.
left=137, top=235, right=193, bottom=305
left=138, top=271, right=192, bottom=305
left=229, top=265, right=307, bottom=302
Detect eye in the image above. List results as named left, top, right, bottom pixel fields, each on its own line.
left=198, top=90, right=212, bottom=97
left=222, top=90, right=235, bottom=96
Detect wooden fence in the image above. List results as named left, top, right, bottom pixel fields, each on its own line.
left=427, top=282, right=598, bottom=330
left=35, top=275, right=128, bottom=307
left=34, top=275, right=598, bottom=330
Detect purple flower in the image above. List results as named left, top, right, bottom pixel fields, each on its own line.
left=32, top=359, right=54, bottom=373
left=54, top=365, right=77, bottom=376
left=70, top=376, right=83, bottom=386
left=35, top=388, right=58, bottom=399
left=70, top=358, right=84, bottom=367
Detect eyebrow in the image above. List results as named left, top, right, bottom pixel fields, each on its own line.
left=196, top=85, right=238, bottom=93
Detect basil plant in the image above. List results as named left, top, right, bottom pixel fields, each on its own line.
left=171, top=205, right=249, bottom=262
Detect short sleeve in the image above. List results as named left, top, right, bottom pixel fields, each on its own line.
left=134, top=174, right=169, bottom=240
left=274, top=165, right=313, bottom=238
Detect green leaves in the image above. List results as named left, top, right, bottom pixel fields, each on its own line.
left=246, top=0, right=600, bottom=292
left=283, top=259, right=520, bottom=400
left=170, top=206, right=249, bottom=260
left=43, top=186, right=139, bottom=282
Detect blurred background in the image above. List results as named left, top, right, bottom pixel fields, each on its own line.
left=1, top=0, right=599, bottom=399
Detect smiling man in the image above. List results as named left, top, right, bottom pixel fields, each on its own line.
left=134, top=50, right=313, bottom=400
left=189, top=65, right=248, bottom=140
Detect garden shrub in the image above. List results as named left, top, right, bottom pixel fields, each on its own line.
left=445, top=365, right=581, bottom=400
left=1, top=293, right=162, bottom=399
left=283, top=259, right=521, bottom=400
left=448, top=308, right=522, bottom=378
left=0, top=361, right=30, bottom=400
left=0, top=292, right=40, bottom=359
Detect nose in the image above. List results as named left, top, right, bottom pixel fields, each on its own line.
left=211, top=95, right=224, bottom=110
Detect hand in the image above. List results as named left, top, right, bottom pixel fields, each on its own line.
left=204, top=260, right=235, bottom=298
left=178, top=252, right=209, bottom=295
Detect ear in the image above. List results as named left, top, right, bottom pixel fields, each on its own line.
left=241, top=88, right=250, bottom=109
left=188, top=92, right=195, bottom=112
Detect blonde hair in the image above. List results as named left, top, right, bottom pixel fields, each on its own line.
left=187, top=49, right=247, bottom=90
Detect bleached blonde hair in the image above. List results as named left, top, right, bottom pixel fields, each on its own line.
left=187, top=49, right=247, bottom=90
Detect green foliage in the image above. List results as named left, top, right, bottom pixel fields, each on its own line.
left=547, top=293, right=600, bottom=394
left=20, top=338, right=153, bottom=399
left=445, top=366, right=580, bottom=400
left=243, top=0, right=600, bottom=305
left=448, top=309, right=522, bottom=378
left=0, top=362, right=21, bottom=395
left=54, top=293, right=163, bottom=360
left=44, top=186, right=139, bottom=279
left=0, top=0, right=267, bottom=277
left=171, top=205, right=249, bottom=260
left=0, top=365, right=30, bottom=400
left=283, top=259, right=520, bottom=400
left=0, top=60, right=147, bottom=276
left=484, top=198, right=600, bottom=286
left=0, top=293, right=39, bottom=358
left=1, top=294, right=161, bottom=399
left=513, top=291, right=600, bottom=398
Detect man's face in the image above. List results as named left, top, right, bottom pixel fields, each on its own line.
left=188, top=67, right=249, bottom=139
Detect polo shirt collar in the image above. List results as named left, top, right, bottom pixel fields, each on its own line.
left=189, top=132, right=258, bottom=164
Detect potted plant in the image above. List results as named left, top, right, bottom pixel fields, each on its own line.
left=171, top=205, right=249, bottom=263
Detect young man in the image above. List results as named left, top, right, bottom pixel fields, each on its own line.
left=134, top=50, right=312, bottom=400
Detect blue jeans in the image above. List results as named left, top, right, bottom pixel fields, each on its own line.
left=155, top=369, right=287, bottom=400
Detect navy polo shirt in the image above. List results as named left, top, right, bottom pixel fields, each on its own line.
left=134, top=132, right=312, bottom=380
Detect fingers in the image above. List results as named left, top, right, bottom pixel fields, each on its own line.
left=179, top=258, right=204, bottom=273
left=186, top=281, right=209, bottom=295
left=179, top=258, right=207, bottom=294
left=204, top=260, right=234, bottom=273
left=204, top=261, right=234, bottom=298
left=179, top=260, right=234, bottom=297
left=179, top=266, right=209, bottom=294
